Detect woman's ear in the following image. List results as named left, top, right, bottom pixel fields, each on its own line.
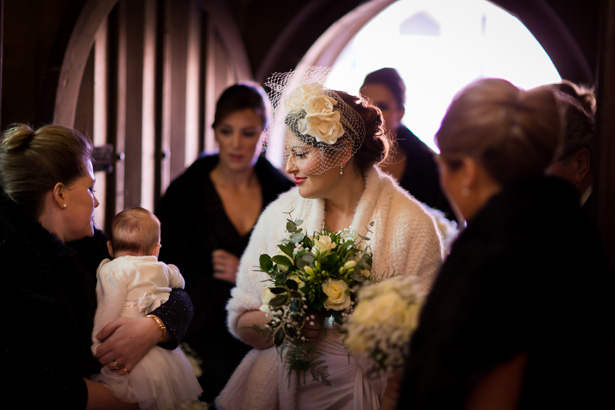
left=53, top=182, right=67, bottom=208
left=459, top=157, right=479, bottom=191
left=571, top=148, right=591, bottom=184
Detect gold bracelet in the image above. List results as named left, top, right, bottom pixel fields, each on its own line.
left=145, top=314, right=166, bottom=342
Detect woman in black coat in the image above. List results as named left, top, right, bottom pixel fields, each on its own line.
left=156, top=82, right=293, bottom=403
left=0, top=124, right=194, bottom=409
left=396, top=79, right=613, bottom=409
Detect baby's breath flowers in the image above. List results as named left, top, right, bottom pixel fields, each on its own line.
left=342, top=275, right=423, bottom=378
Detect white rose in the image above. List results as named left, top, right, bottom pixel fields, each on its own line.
left=344, top=329, right=370, bottom=353
left=370, top=292, right=409, bottom=327
left=304, top=95, right=337, bottom=115
left=322, top=279, right=351, bottom=311
left=299, top=111, right=345, bottom=144
left=350, top=297, right=380, bottom=325
left=284, top=83, right=324, bottom=112
left=312, top=235, right=337, bottom=253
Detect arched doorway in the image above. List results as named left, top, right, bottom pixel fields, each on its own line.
left=53, top=0, right=252, bottom=230
left=295, top=0, right=562, bottom=152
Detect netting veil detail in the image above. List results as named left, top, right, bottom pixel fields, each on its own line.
left=264, top=67, right=366, bottom=175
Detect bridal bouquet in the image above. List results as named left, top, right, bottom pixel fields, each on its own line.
left=258, top=215, right=373, bottom=385
left=342, top=274, right=423, bottom=378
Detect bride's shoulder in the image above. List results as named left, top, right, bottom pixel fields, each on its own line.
left=261, top=187, right=300, bottom=214
left=253, top=187, right=304, bottom=230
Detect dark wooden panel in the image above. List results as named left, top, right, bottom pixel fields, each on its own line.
left=121, top=0, right=145, bottom=208
left=595, top=0, right=615, bottom=272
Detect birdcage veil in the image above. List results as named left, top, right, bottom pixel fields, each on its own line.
left=264, top=67, right=366, bottom=175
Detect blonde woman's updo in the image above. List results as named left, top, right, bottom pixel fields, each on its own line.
left=0, top=123, right=93, bottom=216
left=436, top=78, right=563, bottom=186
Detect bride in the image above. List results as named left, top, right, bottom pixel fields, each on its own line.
left=215, top=68, right=443, bottom=410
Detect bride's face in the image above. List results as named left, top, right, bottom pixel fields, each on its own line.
left=284, top=132, right=341, bottom=199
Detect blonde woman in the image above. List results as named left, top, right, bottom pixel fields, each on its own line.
left=399, top=79, right=612, bottom=409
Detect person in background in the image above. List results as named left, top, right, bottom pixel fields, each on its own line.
left=546, top=80, right=596, bottom=216
left=91, top=207, right=203, bottom=410
left=397, top=78, right=612, bottom=409
left=216, top=68, right=442, bottom=410
left=0, top=124, right=193, bottom=409
left=360, top=67, right=456, bottom=222
left=155, top=82, right=294, bottom=403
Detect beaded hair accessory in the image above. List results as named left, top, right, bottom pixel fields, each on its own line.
left=265, top=67, right=366, bottom=175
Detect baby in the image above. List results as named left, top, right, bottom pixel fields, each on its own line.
left=91, top=207, right=203, bottom=410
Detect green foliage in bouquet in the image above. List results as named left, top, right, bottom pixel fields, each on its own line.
left=258, top=213, right=373, bottom=386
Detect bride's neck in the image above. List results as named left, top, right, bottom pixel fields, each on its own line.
left=324, top=168, right=365, bottom=232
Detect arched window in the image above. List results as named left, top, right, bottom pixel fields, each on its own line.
left=324, top=0, right=561, bottom=152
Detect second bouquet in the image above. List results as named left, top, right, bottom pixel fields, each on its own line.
left=258, top=214, right=373, bottom=386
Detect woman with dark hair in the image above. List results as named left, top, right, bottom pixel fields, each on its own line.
left=156, top=81, right=294, bottom=403
left=360, top=67, right=455, bottom=222
left=0, top=124, right=194, bottom=409
left=215, top=68, right=443, bottom=410
left=397, top=78, right=612, bottom=409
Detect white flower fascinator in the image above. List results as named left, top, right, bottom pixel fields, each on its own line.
left=265, top=67, right=366, bottom=175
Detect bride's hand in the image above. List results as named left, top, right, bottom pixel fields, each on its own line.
left=94, top=317, right=161, bottom=374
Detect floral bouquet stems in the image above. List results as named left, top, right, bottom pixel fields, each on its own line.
left=257, top=214, right=373, bottom=386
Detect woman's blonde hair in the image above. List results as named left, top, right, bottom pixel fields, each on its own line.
left=436, top=78, right=563, bottom=186
left=0, top=123, right=92, bottom=216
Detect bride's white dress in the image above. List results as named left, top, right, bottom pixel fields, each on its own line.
left=296, top=331, right=386, bottom=410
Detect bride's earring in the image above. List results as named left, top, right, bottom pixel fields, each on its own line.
left=340, top=165, right=344, bottom=176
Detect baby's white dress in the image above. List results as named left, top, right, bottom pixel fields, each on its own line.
left=91, top=255, right=203, bottom=410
